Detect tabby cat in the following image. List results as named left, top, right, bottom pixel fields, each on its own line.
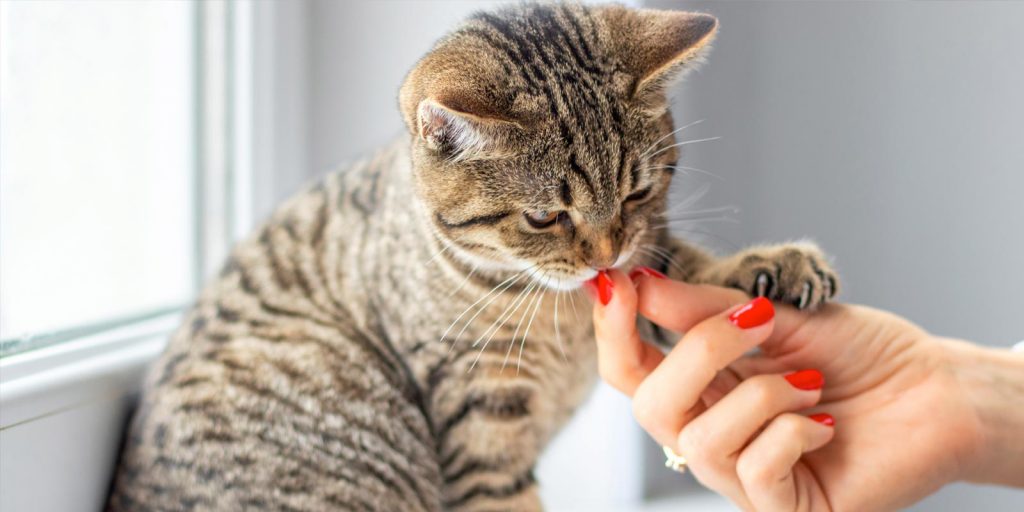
left=108, top=3, right=838, bottom=511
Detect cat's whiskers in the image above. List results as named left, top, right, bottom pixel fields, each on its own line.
left=500, top=275, right=546, bottom=372
left=553, top=287, right=568, bottom=363
left=664, top=182, right=713, bottom=216
left=567, top=286, right=582, bottom=323
left=447, top=263, right=480, bottom=298
left=643, top=163, right=723, bottom=181
left=475, top=273, right=539, bottom=350
left=645, top=136, right=722, bottom=161
left=441, top=268, right=527, bottom=352
left=639, top=118, right=706, bottom=159
left=466, top=267, right=543, bottom=371
left=424, top=233, right=461, bottom=266
left=654, top=206, right=741, bottom=227
left=516, top=274, right=548, bottom=375
left=637, top=245, right=687, bottom=276
left=650, top=215, right=738, bottom=232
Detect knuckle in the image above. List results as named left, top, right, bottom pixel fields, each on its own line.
left=685, top=324, right=718, bottom=362
left=677, top=426, right=714, bottom=469
left=736, top=452, right=775, bottom=489
left=630, top=384, right=662, bottom=430
left=742, top=375, right=778, bottom=408
left=675, top=426, right=702, bottom=459
left=775, top=413, right=806, bottom=438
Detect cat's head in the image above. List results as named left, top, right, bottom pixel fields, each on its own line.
left=400, top=3, right=716, bottom=289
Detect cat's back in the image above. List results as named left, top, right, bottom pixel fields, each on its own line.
left=108, top=138, right=443, bottom=511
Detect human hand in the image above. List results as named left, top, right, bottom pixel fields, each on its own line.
left=590, top=268, right=1024, bottom=511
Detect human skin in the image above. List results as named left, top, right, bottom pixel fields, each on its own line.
left=589, top=268, right=1024, bottom=511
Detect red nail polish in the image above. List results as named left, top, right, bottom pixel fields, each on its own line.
left=728, top=297, right=774, bottom=329
left=629, top=266, right=667, bottom=282
left=809, top=413, right=835, bottom=427
left=785, top=369, right=825, bottom=391
left=595, top=270, right=614, bottom=306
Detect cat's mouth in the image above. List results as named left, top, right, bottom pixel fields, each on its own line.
left=524, top=246, right=639, bottom=292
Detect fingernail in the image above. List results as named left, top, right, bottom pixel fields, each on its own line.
left=785, top=369, right=825, bottom=391
left=595, top=270, right=614, bottom=306
left=629, top=266, right=667, bottom=283
left=809, top=413, right=835, bottom=427
left=728, top=296, right=774, bottom=329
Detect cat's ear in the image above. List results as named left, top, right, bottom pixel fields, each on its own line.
left=413, top=99, right=512, bottom=161
left=400, top=46, right=521, bottom=162
left=601, top=7, right=718, bottom=109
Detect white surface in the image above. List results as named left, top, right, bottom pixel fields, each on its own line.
left=538, top=383, right=646, bottom=509
left=0, top=313, right=177, bottom=428
left=0, top=396, right=134, bottom=512
left=0, top=315, right=174, bottom=511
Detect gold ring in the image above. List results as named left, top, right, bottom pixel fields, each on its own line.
left=663, top=445, right=688, bottom=473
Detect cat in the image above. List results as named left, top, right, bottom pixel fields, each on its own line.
left=107, top=3, right=837, bottom=511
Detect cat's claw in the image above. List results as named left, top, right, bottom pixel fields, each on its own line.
left=754, top=272, right=772, bottom=298
left=722, top=243, right=839, bottom=311
left=797, top=281, right=812, bottom=310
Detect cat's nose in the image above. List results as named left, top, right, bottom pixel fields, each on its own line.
left=583, top=237, right=620, bottom=270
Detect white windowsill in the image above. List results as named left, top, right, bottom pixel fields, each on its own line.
left=0, top=312, right=178, bottom=429
left=0, top=312, right=179, bottom=511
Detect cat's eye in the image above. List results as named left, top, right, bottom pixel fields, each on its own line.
left=523, top=210, right=561, bottom=229
left=625, top=187, right=653, bottom=203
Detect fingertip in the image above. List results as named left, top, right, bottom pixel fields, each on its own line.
left=592, top=269, right=636, bottom=314
left=806, top=413, right=837, bottom=451
left=637, top=279, right=749, bottom=333
left=808, top=413, right=835, bottom=428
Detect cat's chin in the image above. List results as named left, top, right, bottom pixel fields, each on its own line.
left=538, top=274, right=595, bottom=291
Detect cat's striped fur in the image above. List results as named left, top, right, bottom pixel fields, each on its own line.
left=108, top=3, right=837, bottom=511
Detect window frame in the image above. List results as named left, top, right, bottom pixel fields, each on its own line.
left=0, top=0, right=259, bottom=421
left=0, top=0, right=254, bottom=361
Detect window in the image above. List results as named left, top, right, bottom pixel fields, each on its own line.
left=0, top=1, right=245, bottom=358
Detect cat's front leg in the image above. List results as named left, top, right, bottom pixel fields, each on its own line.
left=443, top=474, right=543, bottom=512
left=433, top=379, right=547, bottom=512
left=658, top=238, right=839, bottom=310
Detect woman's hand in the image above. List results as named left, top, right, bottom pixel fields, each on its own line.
left=590, top=268, right=1024, bottom=511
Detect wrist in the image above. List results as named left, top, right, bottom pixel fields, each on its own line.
left=939, top=337, right=1024, bottom=487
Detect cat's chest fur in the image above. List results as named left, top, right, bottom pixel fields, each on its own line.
left=325, top=139, right=601, bottom=449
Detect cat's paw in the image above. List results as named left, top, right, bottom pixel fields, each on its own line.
left=716, top=242, right=839, bottom=310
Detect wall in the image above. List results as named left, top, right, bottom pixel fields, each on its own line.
left=307, top=0, right=485, bottom=173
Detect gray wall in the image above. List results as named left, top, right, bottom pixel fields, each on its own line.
left=652, top=1, right=1024, bottom=509
left=655, top=0, right=1024, bottom=346
left=307, top=0, right=494, bottom=173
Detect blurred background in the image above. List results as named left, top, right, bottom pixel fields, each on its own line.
left=1, top=1, right=1022, bottom=510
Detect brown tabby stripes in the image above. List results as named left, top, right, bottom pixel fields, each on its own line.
left=109, top=3, right=838, bottom=511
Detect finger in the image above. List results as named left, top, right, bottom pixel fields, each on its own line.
left=678, top=371, right=824, bottom=494
left=634, top=277, right=747, bottom=333
left=736, top=413, right=835, bottom=512
left=728, top=354, right=792, bottom=380
left=762, top=301, right=844, bottom=356
left=631, top=297, right=775, bottom=447
left=700, top=367, right=744, bottom=408
left=635, top=278, right=812, bottom=353
left=591, top=269, right=664, bottom=395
